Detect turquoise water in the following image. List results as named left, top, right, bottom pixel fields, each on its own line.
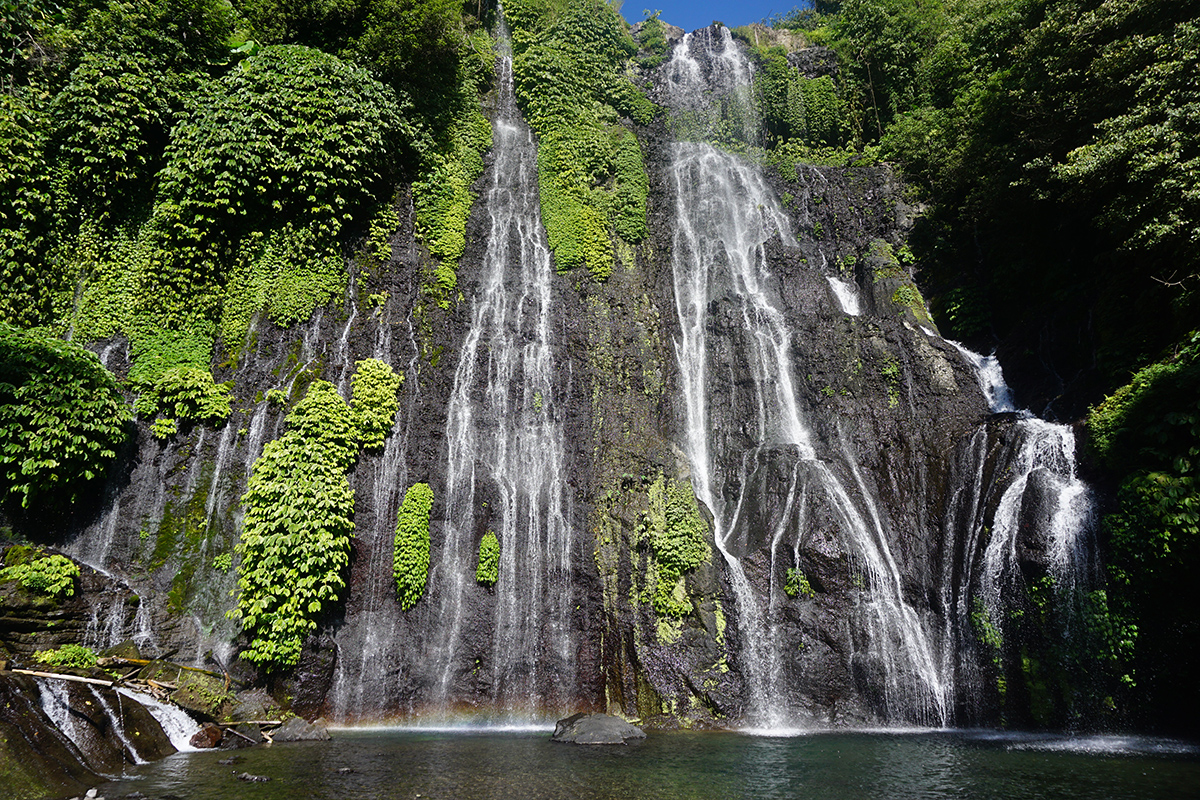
left=96, top=729, right=1200, bottom=799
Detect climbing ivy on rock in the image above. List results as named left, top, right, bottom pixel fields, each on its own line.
left=507, top=0, right=652, bottom=282
left=0, top=324, right=131, bottom=509
left=233, top=380, right=359, bottom=671
left=0, top=94, right=55, bottom=328
left=133, top=366, right=232, bottom=439
left=147, top=44, right=409, bottom=337
left=476, top=530, right=499, bottom=587
left=393, top=482, right=433, bottom=610
left=638, top=475, right=711, bottom=619
left=350, top=358, right=403, bottom=451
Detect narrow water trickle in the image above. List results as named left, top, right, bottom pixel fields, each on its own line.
left=328, top=310, right=417, bottom=722
left=430, top=13, right=574, bottom=719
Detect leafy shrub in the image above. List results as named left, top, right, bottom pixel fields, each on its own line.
left=233, top=380, right=359, bottom=670
left=350, top=358, right=403, bottom=451
left=507, top=0, right=651, bottom=282
left=393, top=482, right=433, bottom=610
left=476, top=531, right=499, bottom=587
left=35, top=644, right=98, bottom=669
left=0, top=553, right=80, bottom=597
left=134, top=366, right=231, bottom=436
left=784, top=567, right=815, bottom=599
left=0, top=324, right=131, bottom=508
left=638, top=475, right=711, bottom=618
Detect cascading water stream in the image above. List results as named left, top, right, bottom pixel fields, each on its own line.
left=951, top=341, right=1097, bottom=627
left=430, top=13, right=574, bottom=718
left=663, top=32, right=948, bottom=727
left=328, top=309, right=418, bottom=722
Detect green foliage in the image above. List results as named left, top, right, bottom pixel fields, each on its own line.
left=410, top=26, right=494, bottom=304
left=220, top=224, right=347, bottom=345
left=211, top=552, right=232, bottom=572
left=970, top=597, right=1003, bottom=655
left=639, top=475, right=711, bottom=618
left=784, top=567, right=814, bottom=599
left=34, top=644, right=98, bottom=669
left=0, top=324, right=131, bottom=508
left=508, top=0, right=651, bottom=282
left=350, top=358, right=403, bottom=451
left=816, top=0, right=1199, bottom=392
left=133, top=366, right=231, bottom=436
left=0, top=553, right=79, bottom=597
left=634, top=14, right=669, bottom=68
left=0, top=94, right=55, bottom=327
left=126, top=327, right=213, bottom=389
left=393, top=482, right=433, bottom=610
left=751, top=45, right=848, bottom=149
left=476, top=530, right=499, bottom=587
left=151, top=45, right=407, bottom=329
left=49, top=52, right=176, bottom=216
left=233, top=380, right=359, bottom=670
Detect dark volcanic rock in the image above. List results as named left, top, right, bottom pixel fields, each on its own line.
left=189, top=723, right=223, bottom=749
left=551, top=713, right=646, bottom=745
left=271, top=716, right=331, bottom=742
left=237, top=772, right=270, bottom=782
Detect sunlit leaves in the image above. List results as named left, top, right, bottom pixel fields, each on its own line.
left=0, top=324, right=131, bottom=509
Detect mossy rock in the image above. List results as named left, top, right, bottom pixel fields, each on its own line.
left=101, top=640, right=142, bottom=660
left=170, top=670, right=233, bottom=720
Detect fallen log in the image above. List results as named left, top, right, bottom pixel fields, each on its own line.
left=11, top=669, right=115, bottom=687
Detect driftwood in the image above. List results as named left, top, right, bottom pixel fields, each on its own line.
left=11, top=668, right=114, bottom=687
left=218, top=720, right=283, bottom=727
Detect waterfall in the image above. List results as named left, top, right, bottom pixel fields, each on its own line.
left=117, top=687, right=202, bottom=751
left=429, top=14, right=574, bottom=718
left=328, top=311, right=418, bottom=722
left=951, top=340, right=1098, bottom=633
left=663, top=32, right=949, bottom=727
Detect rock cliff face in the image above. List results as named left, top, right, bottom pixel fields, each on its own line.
left=2, top=24, right=1097, bottom=732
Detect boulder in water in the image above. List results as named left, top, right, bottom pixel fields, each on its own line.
left=189, top=722, right=223, bottom=748
left=271, top=716, right=331, bottom=742
left=551, top=713, right=646, bottom=745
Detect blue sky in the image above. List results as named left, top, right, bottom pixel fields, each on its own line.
left=619, top=1, right=808, bottom=34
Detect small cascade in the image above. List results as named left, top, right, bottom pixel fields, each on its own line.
left=116, top=688, right=201, bottom=751
left=663, top=33, right=948, bottom=727
left=430, top=15, right=574, bottom=718
left=83, top=587, right=129, bottom=652
left=88, top=686, right=146, bottom=765
left=37, top=679, right=84, bottom=753
left=335, top=274, right=360, bottom=394
left=662, top=27, right=760, bottom=145
left=951, top=341, right=1097, bottom=626
left=827, top=276, right=862, bottom=316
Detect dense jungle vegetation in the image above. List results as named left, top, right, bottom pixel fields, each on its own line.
left=0, top=0, right=1196, bottom=728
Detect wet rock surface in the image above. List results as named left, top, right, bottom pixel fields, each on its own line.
left=271, top=716, right=331, bottom=742
left=551, top=713, right=646, bottom=745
